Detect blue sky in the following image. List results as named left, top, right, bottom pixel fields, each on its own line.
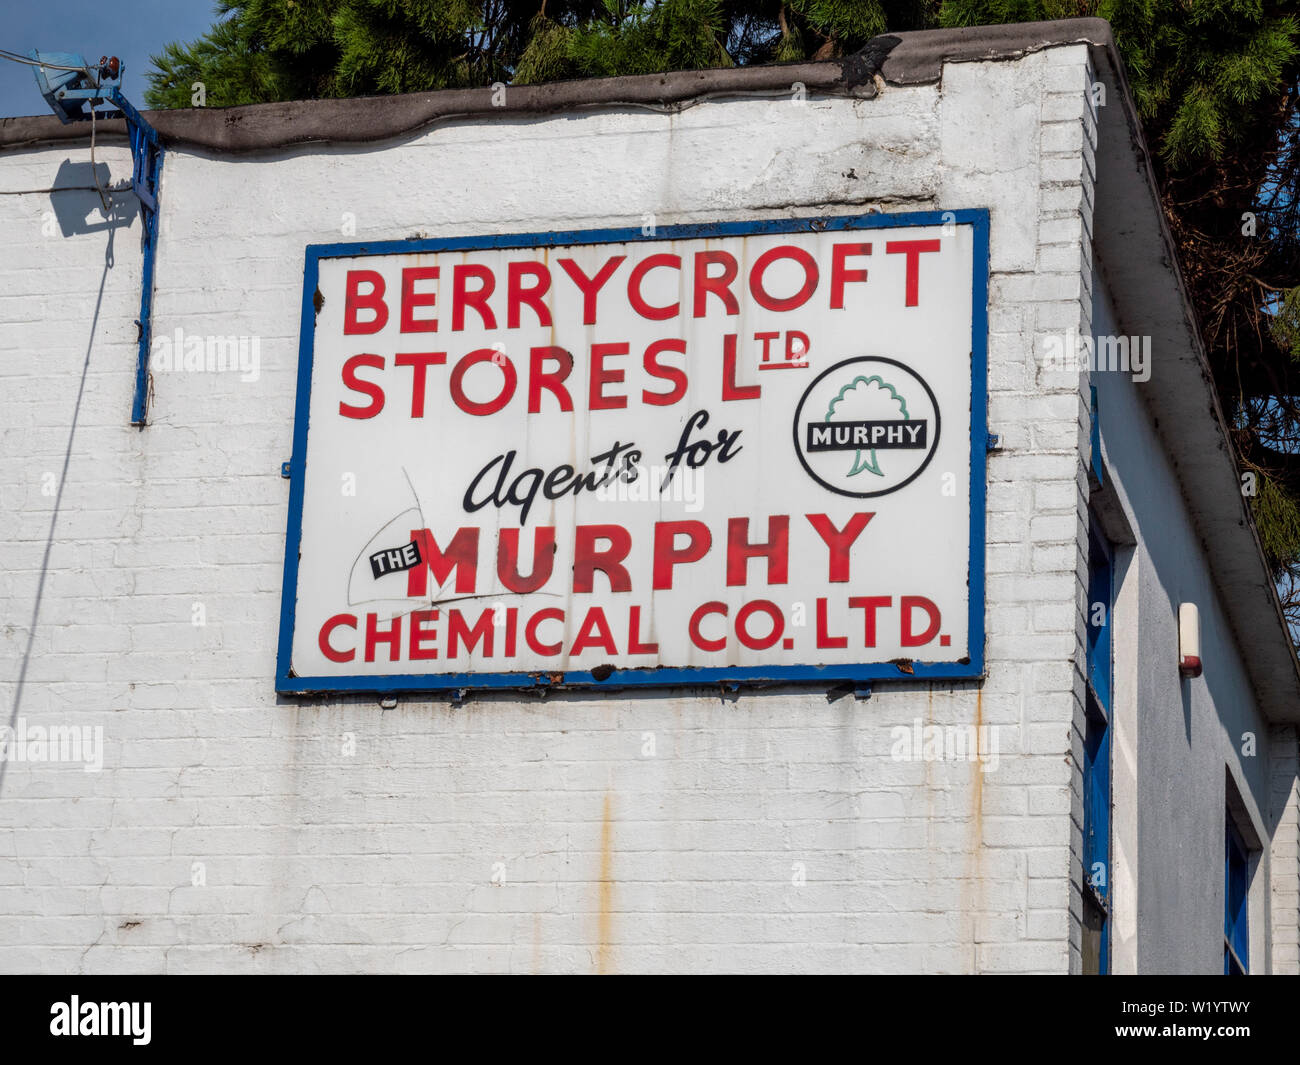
left=0, top=0, right=219, bottom=118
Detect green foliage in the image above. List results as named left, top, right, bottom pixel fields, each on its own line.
left=1273, top=286, right=1300, bottom=360
left=147, top=0, right=339, bottom=107
left=940, top=1, right=1298, bottom=169
left=517, top=0, right=732, bottom=82
left=146, top=1, right=939, bottom=107
left=1254, top=470, right=1300, bottom=569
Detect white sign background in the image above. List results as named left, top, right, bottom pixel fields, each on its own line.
left=281, top=216, right=985, bottom=688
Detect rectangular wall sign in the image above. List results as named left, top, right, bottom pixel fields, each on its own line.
left=278, top=211, right=989, bottom=692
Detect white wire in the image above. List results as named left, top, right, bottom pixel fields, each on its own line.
left=0, top=45, right=123, bottom=208
left=0, top=48, right=88, bottom=73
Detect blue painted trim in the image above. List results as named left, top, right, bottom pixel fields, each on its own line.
left=109, top=88, right=165, bottom=427
left=276, top=209, right=991, bottom=694
left=1225, top=816, right=1250, bottom=973
left=277, top=247, right=322, bottom=691
left=1084, top=516, right=1114, bottom=974
left=968, top=210, right=990, bottom=683
left=1089, top=384, right=1104, bottom=488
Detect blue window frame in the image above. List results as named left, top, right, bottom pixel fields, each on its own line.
left=1224, top=816, right=1250, bottom=974
left=1083, top=522, right=1112, bottom=974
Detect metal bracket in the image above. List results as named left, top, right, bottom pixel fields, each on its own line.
left=28, top=53, right=164, bottom=427
left=281, top=461, right=292, bottom=479
left=986, top=431, right=1000, bottom=451
left=854, top=682, right=872, bottom=700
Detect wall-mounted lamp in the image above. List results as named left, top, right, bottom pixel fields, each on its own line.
left=1179, top=603, right=1202, bottom=678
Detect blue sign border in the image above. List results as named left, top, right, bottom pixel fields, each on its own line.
left=276, top=210, right=990, bottom=694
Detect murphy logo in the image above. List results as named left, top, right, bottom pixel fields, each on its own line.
left=793, top=356, right=940, bottom=497
left=50, top=996, right=151, bottom=1045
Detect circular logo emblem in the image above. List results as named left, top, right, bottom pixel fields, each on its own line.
left=792, top=356, right=941, bottom=498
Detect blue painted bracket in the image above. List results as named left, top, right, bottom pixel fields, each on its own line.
left=107, top=89, right=165, bottom=427
left=28, top=55, right=163, bottom=426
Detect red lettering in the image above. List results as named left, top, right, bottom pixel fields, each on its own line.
left=448, top=608, right=495, bottom=657
left=749, top=246, right=818, bottom=312
left=364, top=613, right=401, bottom=663
left=558, top=256, right=625, bottom=325
left=343, top=270, right=388, bottom=334
left=589, top=342, right=629, bottom=410
left=400, top=267, right=439, bottom=332
left=806, top=513, right=874, bottom=581
left=735, top=600, right=783, bottom=651
left=573, top=525, right=633, bottom=593
left=525, top=608, right=564, bottom=656
left=689, top=601, right=728, bottom=652
left=642, top=338, right=688, bottom=406
left=652, top=520, right=712, bottom=590
left=497, top=527, right=556, bottom=593
left=407, top=528, right=479, bottom=596
left=570, top=607, right=618, bottom=656
left=693, top=251, right=739, bottom=317
left=901, top=596, right=941, bottom=646
left=830, top=243, right=870, bottom=309
left=848, top=595, right=891, bottom=647
left=628, top=605, right=659, bottom=655
left=339, top=354, right=385, bottom=419
left=394, top=352, right=446, bottom=418
left=721, top=334, right=760, bottom=401
left=726, top=516, right=789, bottom=586
left=504, top=607, right=518, bottom=657
left=449, top=349, right=516, bottom=416
left=319, top=613, right=356, bottom=662
left=409, top=609, right=439, bottom=660
left=628, top=253, right=681, bottom=320
left=885, top=239, right=941, bottom=306
left=507, top=261, right=552, bottom=328
left=815, top=598, right=846, bottom=649
left=528, top=346, right=574, bottom=413
left=451, top=264, right=497, bottom=330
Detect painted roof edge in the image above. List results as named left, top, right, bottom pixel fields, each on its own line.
left=0, top=18, right=1115, bottom=153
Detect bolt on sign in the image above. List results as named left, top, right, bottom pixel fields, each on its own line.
left=277, top=211, right=989, bottom=693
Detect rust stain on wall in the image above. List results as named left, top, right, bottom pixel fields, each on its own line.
left=961, top=689, right=987, bottom=968
left=970, top=689, right=985, bottom=845
left=923, top=686, right=934, bottom=841
left=595, top=791, right=615, bottom=974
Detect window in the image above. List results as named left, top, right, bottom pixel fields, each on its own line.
left=1082, top=522, right=1112, bottom=975
left=1224, top=815, right=1249, bottom=974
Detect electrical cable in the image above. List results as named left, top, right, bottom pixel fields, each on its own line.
left=0, top=185, right=131, bottom=195
left=0, top=48, right=88, bottom=72
left=0, top=45, right=118, bottom=208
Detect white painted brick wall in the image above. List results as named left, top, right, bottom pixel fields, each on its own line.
left=1271, top=725, right=1300, bottom=974
left=0, top=46, right=1105, bottom=973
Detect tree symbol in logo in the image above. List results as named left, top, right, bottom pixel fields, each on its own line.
left=823, top=375, right=910, bottom=477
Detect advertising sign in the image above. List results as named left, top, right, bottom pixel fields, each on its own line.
left=277, top=211, right=988, bottom=692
